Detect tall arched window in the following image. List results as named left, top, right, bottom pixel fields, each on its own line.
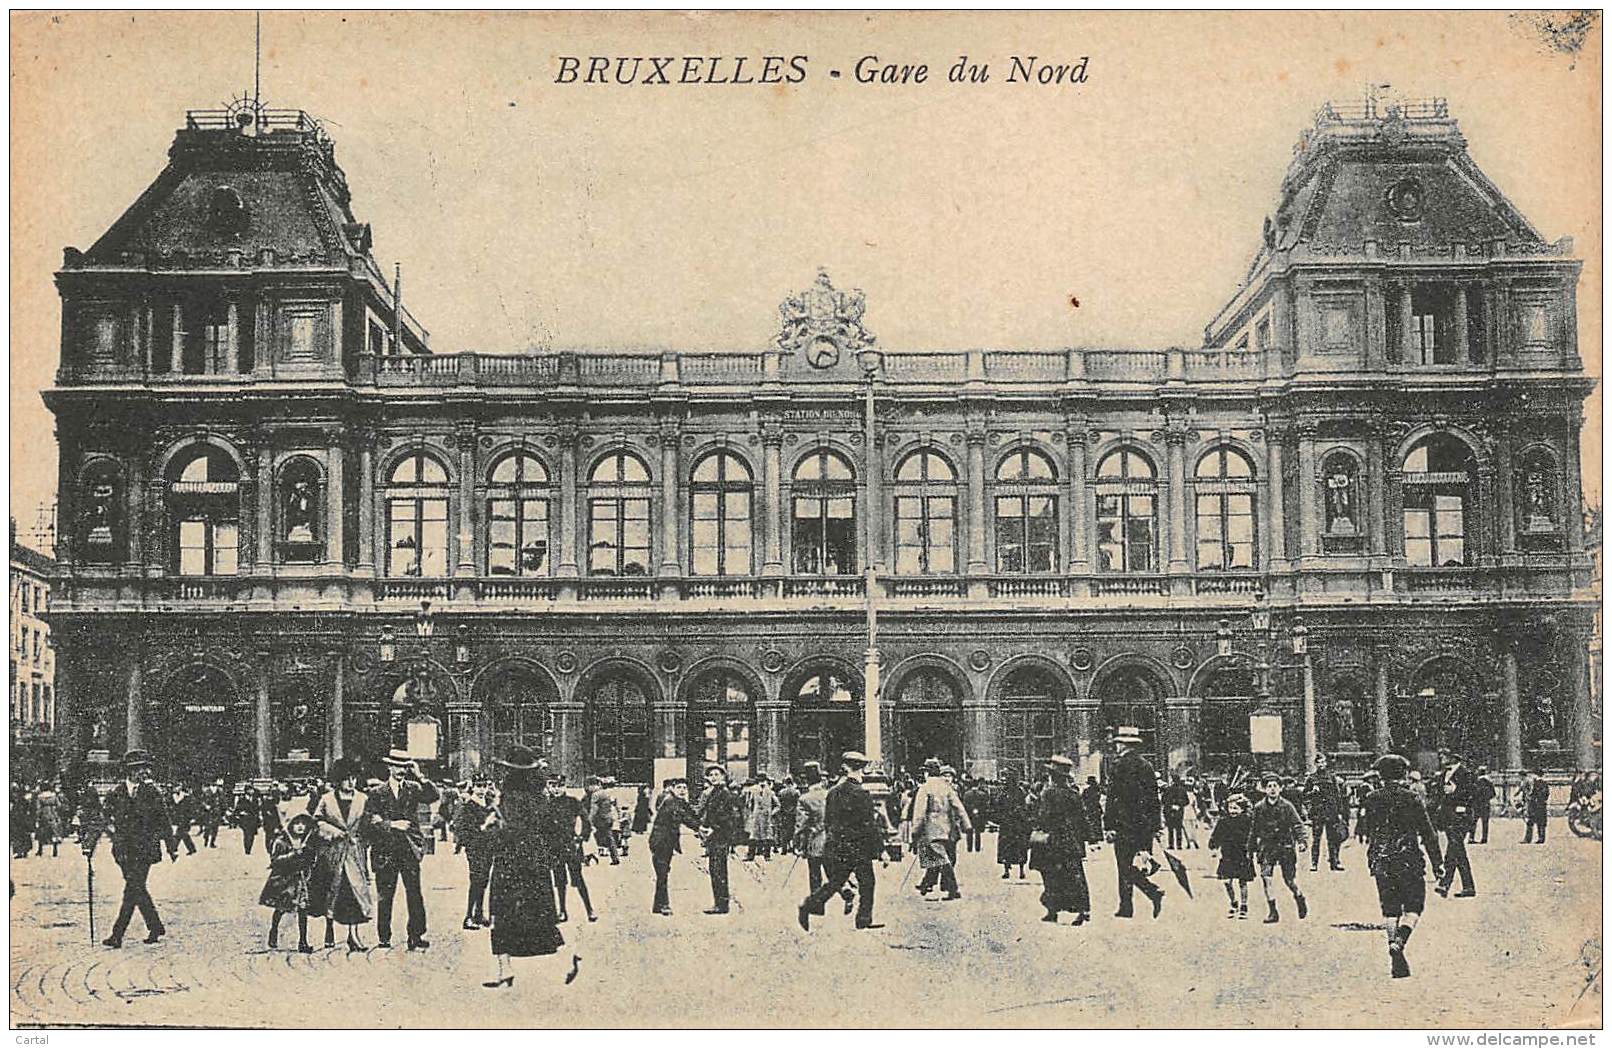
left=586, top=674, right=652, bottom=782
left=1096, top=667, right=1165, bottom=769
left=386, top=450, right=450, bottom=577
left=1402, top=435, right=1476, bottom=567
left=691, top=451, right=754, bottom=576
left=487, top=452, right=550, bottom=576
left=995, top=448, right=1059, bottom=574
left=997, top=666, right=1063, bottom=784
left=481, top=666, right=554, bottom=759
left=1195, top=446, right=1257, bottom=571
left=587, top=450, right=652, bottom=577
left=168, top=446, right=240, bottom=576
left=1390, top=658, right=1491, bottom=762
left=789, top=668, right=861, bottom=773
left=1095, top=448, right=1158, bottom=573
left=1198, top=664, right=1259, bottom=772
left=791, top=449, right=857, bottom=576
left=893, top=449, right=957, bottom=575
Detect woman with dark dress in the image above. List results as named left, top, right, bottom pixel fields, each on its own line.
left=995, top=770, right=1031, bottom=880
left=484, top=745, right=571, bottom=989
left=631, top=785, right=653, bottom=836
left=309, top=758, right=375, bottom=952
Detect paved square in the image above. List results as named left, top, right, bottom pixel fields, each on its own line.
left=9, top=818, right=1601, bottom=1028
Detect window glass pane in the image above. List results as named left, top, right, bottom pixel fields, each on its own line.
left=1097, top=495, right=1121, bottom=519
left=725, top=491, right=749, bottom=520
left=619, top=454, right=649, bottom=483
left=1405, top=509, right=1431, bottom=539
left=179, top=519, right=207, bottom=576
left=213, top=522, right=238, bottom=575
left=421, top=518, right=448, bottom=576
left=794, top=497, right=820, bottom=520
left=822, top=453, right=852, bottom=481
left=928, top=496, right=954, bottom=519
left=419, top=456, right=447, bottom=484
left=997, top=495, right=1022, bottom=520
left=726, top=520, right=752, bottom=549
left=693, top=493, right=719, bottom=520
left=591, top=456, right=619, bottom=484
left=1198, top=541, right=1224, bottom=571
left=693, top=548, right=718, bottom=575
left=1406, top=538, right=1433, bottom=567
left=827, top=497, right=853, bottom=520
left=1229, top=539, right=1254, bottom=569
left=1227, top=514, right=1253, bottom=545
left=896, top=455, right=925, bottom=482
left=1024, top=451, right=1054, bottom=480
left=692, top=520, right=719, bottom=550
left=930, top=545, right=955, bottom=573
left=825, top=518, right=855, bottom=575
left=693, top=457, right=720, bottom=483
left=622, top=520, right=650, bottom=548
left=997, top=454, right=1023, bottom=482
left=1441, top=539, right=1465, bottom=566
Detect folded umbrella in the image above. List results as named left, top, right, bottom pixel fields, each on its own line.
left=1160, top=849, right=1193, bottom=898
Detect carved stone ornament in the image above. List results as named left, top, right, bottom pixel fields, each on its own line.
left=1069, top=648, right=1095, bottom=672
left=968, top=649, right=992, bottom=672
left=658, top=650, right=683, bottom=674
left=775, top=268, right=875, bottom=368
left=1171, top=645, right=1196, bottom=670
left=760, top=649, right=787, bottom=674
left=555, top=651, right=579, bottom=674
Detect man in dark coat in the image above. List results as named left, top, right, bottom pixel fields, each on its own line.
left=798, top=751, right=883, bottom=931
left=1161, top=774, right=1190, bottom=850
left=99, top=750, right=179, bottom=948
left=1469, top=766, right=1496, bottom=844
left=697, top=765, right=744, bottom=914
left=648, top=778, right=701, bottom=915
left=1103, top=728, right=1165, bottom=918
left=1032, top=755, right=1091, bottom=924
left=1362, top=753, right=1444, bottom=978
left=961, top=777, right=990, bottom=853
left=1523, top=769, right=1550, bottom=844
left=170, top=784, right=200, bottom=856
left=234, top=786, right=262, bottom=854
left=1432, top=751, right=1477, bottom=897
left=1081, top=776, right=1105, bottom=843
left=198, top=779, right=225, bottom=848
left=775, top=777, right=800, bottom=855
left=1303, top=755, right=1349, bottom=872
left=453, top=780, right=495, bottom=928
left=365, top=752, right=441, bottom=949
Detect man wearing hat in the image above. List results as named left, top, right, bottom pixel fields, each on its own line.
left=798, top=751, right=884, bottom=931
left=1360, top=753, right=1444, bottom=978
left=910, top=756, right=972, bottom=900
left=793, top=761, right=853, bottom=912
left=1432, top=751, right=1477, bottom=898
left=648, top=778, right=701, bottom=916
left=1303, top=755, right=1349, bottom=873
left=1470, top=765, right=1496, bottom=845
left=366, top=750, right=441, bottom=949
left=1103, top=727, right=1166, bottom=919
left=1031, top=755, right=1092, bottom=924
left=697, top=764, right=745, bottom=914
left=1522, top=768, right=1551, bottom=844
left=99, top=749, right=179, bottom=948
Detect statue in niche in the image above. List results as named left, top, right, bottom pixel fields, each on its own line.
left=1520, top=463, right=1555, bottom=534
left=286, top=698, right=315, bottom=756
left=284, top=478, right=317, bottom=544
left=1530, top=691, right=1565, bottom=748
left=1329, top=691, right=1360, bottom=747
left=84, top=481, right=116, bottom=546
left=1324, top=467, right=1357, bottom=534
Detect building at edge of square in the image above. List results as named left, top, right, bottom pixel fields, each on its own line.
left=41, top=98, right=1598, bottom=790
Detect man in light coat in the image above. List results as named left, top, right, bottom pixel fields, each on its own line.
left=911, top=757, right=972, bottom=900
left=792, top=762, right=853, bottom=911
left=742, top=775, right=779, bottom=860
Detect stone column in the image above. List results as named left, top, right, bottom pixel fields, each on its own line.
left=456, top=425, right=476, bottom=576
left=357, top=434, right=376, bottom=574
left=125, top=656, right=144, bottom=751
left=863, top=410, right=883, bottom=573
left=1374, top=652, right=1393, bottom=754
left=1453, top=286, right=1470, bottom=365
left=1067, top=427, right=1090, bottom=573
left=225, top=300, right=240, bottom=374
left=124, top=454, right=146, bottom=573
left=966, top=426, right=989, bottom=576
left=962, top=700, right=996, bottom=780
left=557, top=423, right=579, bottom=578
left=551, top=700, right=585, bottom=785
left=1502, top=642, right=1523, bottom=769
left=1165, top=429, right=1189, bottom=573
left=1067, top=699, right=1099, bottom=774
left=756, top=700, right=789, bottom=779
left=658, top=418, right=682, bottom=577
left=1296, top=425, right=1320, bottom=559
left=171, top=303, right=184, bottom=373
left=1571, top=633, right=1596, bottom=769
left=1162, top=697, right=1201, bottom=773
left=328, top=651, right=345, bottom=767
left=1367, top=424, right=1389, bottom=557
left=1265, top=432, right=1288, bottom=568
left=654, top=698, right=684, bottom=770
left=1495, top=429, right=1516, bottom=555
left=1398, top=284, right=1416, bottom=364
left=1364, top=278, right=1387, bottom=370
left=255, top=440, right=274, bottom=571
left=1383, top=443, right=1405, bottom=561
left=325, top=437, right=345, bottom=568
left=255, top=651, right=273, bottom=778
left=761, top=426, right=784, bottom=576
left=1562, top=421, right=1586, bottom=553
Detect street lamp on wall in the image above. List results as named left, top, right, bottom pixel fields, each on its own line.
left=455, top=624, right=471, bottom=666
left=379, top=625, right=396, bottom=664
left=1216, top=618, right=1234, bottom=658
left=415, top=600, right=435, bottom=639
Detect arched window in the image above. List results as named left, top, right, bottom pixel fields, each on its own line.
left=791, top=449, right=857, bottom=576
left=78, top=461, right=122, bottom=564
left=1403, top=435, right=1475, bottom=567
left=1095, top=448, right=1158, bottom=573
left=789, top=667, right=861, bottom=773
left=995, top=448, right=1059, bottom=574
left=1321, top=452, right=1362, bottom=540
left=386, top=450, right=450, bottom=577
left=1195, top=446, right=1257, bottom=571
left=1391, top=658, right=1491, bottom=762
left=278, top=458, right=323, bottom=563
left=168, top=446, right=240, bottom=576
left=481, top=666, right=554, bottom=760
left=893, top=449, right=957, bottom=575
left=587, top=451, right=652, bottom=577
left=1515, top=450, right=1560, bottom=538
left=1198, top=664, right=1260, bottom=772
left=688, top=670, right=754, bottom=781
left=997, top=666, right=1063, bottom=784
left=586, top=674, right=652, bottom=782
left=487, top=452, right=550, bottom=577
left=690, top=451, right=754, bottom=577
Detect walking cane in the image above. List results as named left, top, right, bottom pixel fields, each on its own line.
left=896, top=848, right=921, bottom=890
left=85, top=848, right=96, bottom=944
left=780, top=852, right=801, bottom=888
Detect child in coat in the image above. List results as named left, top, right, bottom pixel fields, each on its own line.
left=1209, top=793, right=1255, bottom=919
left=259, top=813, right=318, bottom=952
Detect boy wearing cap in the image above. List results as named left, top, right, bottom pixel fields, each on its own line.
left=1361, top=753, right=1444, bottom=978
left=648, top=778, right=701, bottom=916
left=1251, top=772, right=1308, bottom=923
left=697, top=765, right=744, bottom=914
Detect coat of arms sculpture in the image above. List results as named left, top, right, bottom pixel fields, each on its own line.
left=776, top=268, right=875, bottom=368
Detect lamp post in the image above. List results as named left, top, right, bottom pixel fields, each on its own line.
left=1247, top=591, right=1284, bottom=775
left=858, top=347, right=884, bottom=767
left=1293, top=617, right=1316, bottom=771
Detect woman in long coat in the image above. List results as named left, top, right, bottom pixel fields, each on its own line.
left=33, top=783, right=66, bottom=857
left=484, top=745, right=569, bottom=989
left=309, top=758, right=374, bottom=952
left=994, top=771, right=1031, bottom=880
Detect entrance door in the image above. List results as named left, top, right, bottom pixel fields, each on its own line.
left=792, top=709, right=861, bottom=774
left=159, top=666, right=243, bottom=785
left=692, top=712, right=752, bottom=783
left=898, top=710, right=962, bottom=774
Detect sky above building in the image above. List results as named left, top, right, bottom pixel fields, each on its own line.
left=9, top=11, right=1602, bottom=521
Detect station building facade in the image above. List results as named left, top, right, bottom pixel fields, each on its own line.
left=43, top=99, right=1597, bottom=787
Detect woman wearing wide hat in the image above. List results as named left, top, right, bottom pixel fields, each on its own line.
left=483, top=745, right=571, bottom=988
left=308, top=756, right=374, bottom=952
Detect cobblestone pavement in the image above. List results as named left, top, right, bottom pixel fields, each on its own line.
left=9, top=816, right=1601, bottom=1028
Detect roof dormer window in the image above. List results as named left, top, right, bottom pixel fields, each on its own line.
left=207, top=185, right=248, bottom=236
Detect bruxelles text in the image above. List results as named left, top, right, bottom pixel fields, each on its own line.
left=553, top=54, right=1090, bottom=87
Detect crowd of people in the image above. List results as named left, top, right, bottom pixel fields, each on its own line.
left=25, top=733, right=1597, bottom=986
